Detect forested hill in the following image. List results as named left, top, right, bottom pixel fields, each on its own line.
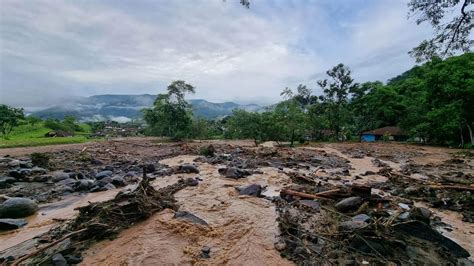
left=32, top=95, right=262, bottom=121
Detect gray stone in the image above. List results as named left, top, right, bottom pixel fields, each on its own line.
left=103, top=183, right=116, bottom=190
left=31, top=167, right=47, bottom=175
left=0, top=218, right=28, bottom=230
left=33, top=175, right=52, bottom=182
left=96, top=170, right=113, bottom=179
left=335, top=196, right=363, bottom=212
left=57, top=178, right=76, bottom=187
left=111, top=176, right=125, bottom=187
left=299, top=200, right=321, bottom=211
left=0, top=176, right=16, bottom=188
left=64, top=255, right=82, bottom=264
left=404, top=186, right=420, bottom=195
left=0, top=197, right=38, bottom=218
left=218, top=167, right=251, bottom=179
left=339, top=220, right=368, bottom=231
left=178, top=164, right=199, bottom=174
left=352, top=214, right=370, bottom=223
left=398, top=203, right=411, bottom=210
left=53, top=172, right=70, bottom=182
left=410, top=207, right=431, bottom=224
left=7, top=160, right=20, bottom=167
left=398, top=212, right=410, bottom=221
left=52, top=253, right=67, bottom=266
left=19, top=161, right=33, bottom=168
left=237, top=184, right=262, bottom=197
left=174, top=211, right=208, bottom=226
left=75, top=180, right=94, bottom=191
left=185, top=178, right=199, bottom=186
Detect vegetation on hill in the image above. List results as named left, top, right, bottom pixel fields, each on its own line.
left=141, top=53, right=473, bottom=147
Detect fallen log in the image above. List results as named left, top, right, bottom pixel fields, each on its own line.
left=429, top=185, right=474, bottom=192
left=281, top=189, right=340, bottom=200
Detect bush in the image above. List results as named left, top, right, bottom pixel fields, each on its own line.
left=199, top=145, right=215, bottom=157
left=30, top=153, right=50, bottom=168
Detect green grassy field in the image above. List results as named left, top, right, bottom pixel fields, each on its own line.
left=0, top=122, right=100, bottom=148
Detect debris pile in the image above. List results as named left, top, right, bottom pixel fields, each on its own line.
left=3, top=177, right=192, bottom=265
left=275, top=184, right=470, bottom=265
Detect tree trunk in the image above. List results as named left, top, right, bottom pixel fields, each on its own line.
left=460, top=126, right=464, bottom=147
left=467, top=123, right=474, bottom=145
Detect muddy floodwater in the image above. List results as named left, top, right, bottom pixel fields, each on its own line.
left=82, top=155, right=293, bottom=265
left=0, top=139, right=473, bottom=264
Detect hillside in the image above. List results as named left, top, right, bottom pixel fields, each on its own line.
left=32, top=95, right=262, bottom=121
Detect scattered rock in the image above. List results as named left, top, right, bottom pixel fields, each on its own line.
left=334, top=196, right=363, bottom=212
left=111, top=176, right=125, bottom=187
left=177, top=164, right=199, bottom=174
left=95, top=170, right=113, bottom=180
left=65, top=255, right=83, bottom=264
left=339, top=220, right=367, bottom=231
left=185, top=178, right=199, bottom=186
left=74, top=180, right=94, bottom=191
left=236, top=184, right=262, bottom=197
left=53, top=172, right=70, bottom=182
left=298, top=200, right=321, bottom=211
left=52, top=253, right=67, bottom=266
left=218, top=167, right=251, bottom=179
left=0, top=218, right=28, bottom=230
left=352, top=214, right=370, bottom=223
left=144, top=164, right=156, bottom=173
left=201, top=246, right=211, bottom=258
left=0, top=197, right=38, bottom=218
left=404, top=186, right=420, bottom=195
left=0, top=176, right=16, bottom=188
left=410, top=207, right=431, bottom=224
left=174, top=211, right=208, bottom=226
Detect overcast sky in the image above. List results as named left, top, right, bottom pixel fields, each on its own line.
left=0, top=0, right=433, bottom=107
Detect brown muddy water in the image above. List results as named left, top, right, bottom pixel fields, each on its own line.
left=0, top=186, right=133, bottom=252
left=81, top=155, right=293, bottom=265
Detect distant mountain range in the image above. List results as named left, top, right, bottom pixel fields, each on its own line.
left=32, top=94, right=262, bottom=122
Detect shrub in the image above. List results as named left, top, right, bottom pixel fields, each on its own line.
left=30, top=153, right=50, bottom=168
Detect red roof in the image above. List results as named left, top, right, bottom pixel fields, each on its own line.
left=362, top=126, right=405, bottom=136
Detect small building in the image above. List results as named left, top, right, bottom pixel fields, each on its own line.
left=361, top=126, right=407, bottom=142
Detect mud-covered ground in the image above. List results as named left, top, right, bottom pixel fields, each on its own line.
left=0, top=139, right=472, bottom=265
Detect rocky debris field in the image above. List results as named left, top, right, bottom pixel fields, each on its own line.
left=0, top=139, right=473, bottom=265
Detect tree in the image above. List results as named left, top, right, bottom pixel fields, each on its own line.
left=26, top=115, right=42, bottom=126
left=317, top=64, right=357, bottom=140
left=143, top=80, right=196, bottom=140
left=225, top=109, right=262, bottom=146
left=408, top=0, right=473, bottom=62
left=0, top=104, right=24, bottom=139
left=273, top=98, right=306, bottom=146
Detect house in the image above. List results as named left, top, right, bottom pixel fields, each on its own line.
left=361, top=126, right=407, bottom=142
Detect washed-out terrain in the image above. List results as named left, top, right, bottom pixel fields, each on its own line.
left=0, top=138, right=473, bottom=265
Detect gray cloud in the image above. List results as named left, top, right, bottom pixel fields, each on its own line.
left=0, top=0, right=432, bottom=107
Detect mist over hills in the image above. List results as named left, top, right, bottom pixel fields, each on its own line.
left=32, top=94, right=262, bottom=122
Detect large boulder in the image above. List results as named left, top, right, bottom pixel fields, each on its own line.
left=0, top=197, right=38, bottom=218
left=53, top=172, right=70, bottom=182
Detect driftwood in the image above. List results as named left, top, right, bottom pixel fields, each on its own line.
left=281, top=189, right=340, bottom=200
left=429, top=184, right=474, bottom=192
left=12, top=228, right=87, bottom=266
